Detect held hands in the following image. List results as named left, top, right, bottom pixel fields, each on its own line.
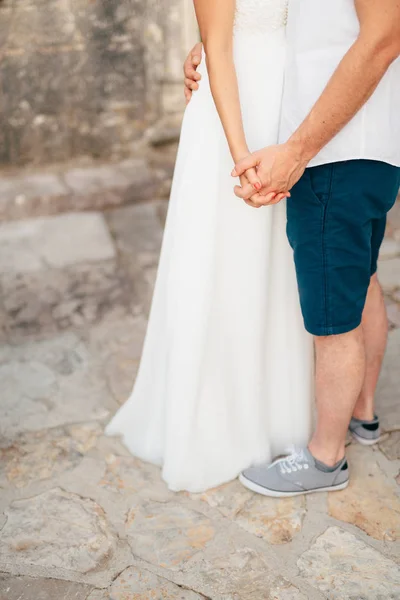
left=232, top=143, right=309, bottom=207
left=183, top=44, right=305, bottom=207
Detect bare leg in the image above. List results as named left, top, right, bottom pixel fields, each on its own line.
left=308, top=326, right=366, bottom=466
left=352, top=274, right=388, bottom=421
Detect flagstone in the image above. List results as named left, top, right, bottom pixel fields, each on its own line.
left=298, top=526, right=400, bottom=599
left=0, top=488, right=116, bottom=574
left=328, top=445, right=400, bottom=541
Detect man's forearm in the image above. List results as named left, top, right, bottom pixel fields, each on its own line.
left=288, top=35, right=400, bottom=164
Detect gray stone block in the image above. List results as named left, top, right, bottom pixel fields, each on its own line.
left=378, top=257, right=400, bottom=291
left=0, top=332, right=114, bottom=441
left=0, top=488, right=117, bottom=575
left=377, top=328, right=400, bottom=431
left=0, top=173, right=68, bottom=205
left=0, top=574, right=92, bottom=600
left=109, top=567, right=203, bottom=599
left=298, top=526, right=400, bottom=599
left=0, top=212, right=116, bottom=274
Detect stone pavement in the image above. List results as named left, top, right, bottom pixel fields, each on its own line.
left=0, top=200, right=399, bottom=600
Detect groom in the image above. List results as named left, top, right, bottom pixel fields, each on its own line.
left=184, top=0, right=400, bottom=496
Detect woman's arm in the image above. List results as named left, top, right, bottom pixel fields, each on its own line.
left=193, top=0, right=251, bottom=164
left=191, top=1, right=287, bottom=205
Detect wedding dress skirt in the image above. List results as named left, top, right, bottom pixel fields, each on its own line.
left=106, top=7, right=314, bottom=492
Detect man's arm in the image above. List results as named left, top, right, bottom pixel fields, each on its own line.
left=183, top=43, right=203, bottom=104
left=233, top=0, right=400, bottom=203
left=289, top=0, right=400, bottom=165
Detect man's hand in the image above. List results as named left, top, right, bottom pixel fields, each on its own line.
left=232, top=142, right=308, bottom=204
left=238, top=171, right=286, bottom=208
left=184, top=43, right=203, bottom=104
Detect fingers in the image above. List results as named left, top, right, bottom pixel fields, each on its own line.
left=261, top=191, right=290, bottom=205
left=184, top=43, right=203, bottom=80
left=234, top=183, right=256, bottom=199
left=231, top=153, right=259, bottom=177
left=183, top=63, right=201, bottom=83
left=244, top=167, right=262, bottom=192
left=276, top=192, right=290, bottom=202
left=184, top=87, right=192, bottom=104
left=184, top=77, right=199, bottom=92
left=192, top=42, right=203, bottom=62
left=235, top=187, right=290, bottom=207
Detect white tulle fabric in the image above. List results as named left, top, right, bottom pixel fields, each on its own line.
left=106, top=0, right=314, bottom=493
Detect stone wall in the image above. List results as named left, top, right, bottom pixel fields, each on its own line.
left=0, top=0, right=197, bottom=169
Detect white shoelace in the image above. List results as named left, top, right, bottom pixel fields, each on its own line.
left=279, top=449, right=310, bottom=475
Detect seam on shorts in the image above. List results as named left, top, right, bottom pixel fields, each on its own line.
left=306, top=317, right=362, bottom=337
left=321, top=164, right=335, bottom=335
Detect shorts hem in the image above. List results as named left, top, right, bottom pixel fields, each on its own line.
left=305, top=318, right=362, bottom=337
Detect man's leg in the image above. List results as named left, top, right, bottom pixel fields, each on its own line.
left=309, top=326, right=366, bottom=466
left=239, top=161, right=399, bottom=497
left=353, top=274, right=388, bottom=421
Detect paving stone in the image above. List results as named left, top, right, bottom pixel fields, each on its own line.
left=379, top=431, right=400, bottom=461
left=297, top=526, right=400, bottom=599
left=379, top=237, right=400, bottom=260
left=234, top=494, right=306, bottom=546
left=378, top=257, right=400, bottom=292
left=105, top=202, right=163, bottom=313
left=156, top=199, right=169, bottom=227
left=106, top=203, right=163, bottom=270
left=64, top=163, right=144, bottom=196
left=0, top=213, right=116, bottom=274
left=377, top=328, right=400, bottom=431
left=88, top=314, right=147, bottom=406
left=63, top=160, right=161, bottom=206
left=191, top=479, right=253, bottom=520
left=0, top=173, right=68, bottom=207
left=98, top=454, right=173, bottom=501
left=109, top=567, right=203, bottom=599
left=0, top=488, right=116, bottom=574
left=183, top=532, right=307, bottom=600
left=328, top=445, right=400, bottom=541
left=0, top=423, right=101, bottom=489
left=387, top=200, right=400, bottom=235
left=0, top=573, right=92, bottom=600
left=0, top=261, right=133, bottom=339
left=0, top=332, right=113, bottom=442
left=386, top=302, right=400, bottom=328
left=85, top=591, right=109, bottom=600
left=125, top=502, right=215, bottom=570
left=268, top=584, right=308, bottom=600
left=195, top=479, right=306, bottom=545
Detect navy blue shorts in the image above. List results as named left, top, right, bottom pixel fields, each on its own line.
left=287, top=160, right=400, bottom=336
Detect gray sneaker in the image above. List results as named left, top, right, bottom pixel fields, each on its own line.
left=349, top=415, right=381, bottom=445
left=239, top=448, right=349, bottom=498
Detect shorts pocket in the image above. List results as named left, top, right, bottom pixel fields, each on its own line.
left=308, top=164, right=335, bottom=207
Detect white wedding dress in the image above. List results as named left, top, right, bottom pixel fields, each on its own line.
left=106, top=0, right=314, bottom=493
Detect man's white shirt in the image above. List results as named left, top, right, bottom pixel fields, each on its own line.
left=280, top=0, right=400, bottom=168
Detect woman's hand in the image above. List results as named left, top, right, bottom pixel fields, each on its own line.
left=184, top=43, right=203, bottom=103
left=234, top=154, right=285, bottom=208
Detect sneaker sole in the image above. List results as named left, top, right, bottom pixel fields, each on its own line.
left=350, top=431, right=381, bottom=446
left=238, top=473, right=349, bottom=498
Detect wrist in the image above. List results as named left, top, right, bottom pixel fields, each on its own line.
left=232, top=146, right=250, bottom=164
left=286, top=128, right=320, bottom=167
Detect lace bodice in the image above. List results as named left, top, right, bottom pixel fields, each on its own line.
left=234, top=0, right=288, bottom=34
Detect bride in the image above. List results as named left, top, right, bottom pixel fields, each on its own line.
left=106, top=0, right=314, bottom=493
